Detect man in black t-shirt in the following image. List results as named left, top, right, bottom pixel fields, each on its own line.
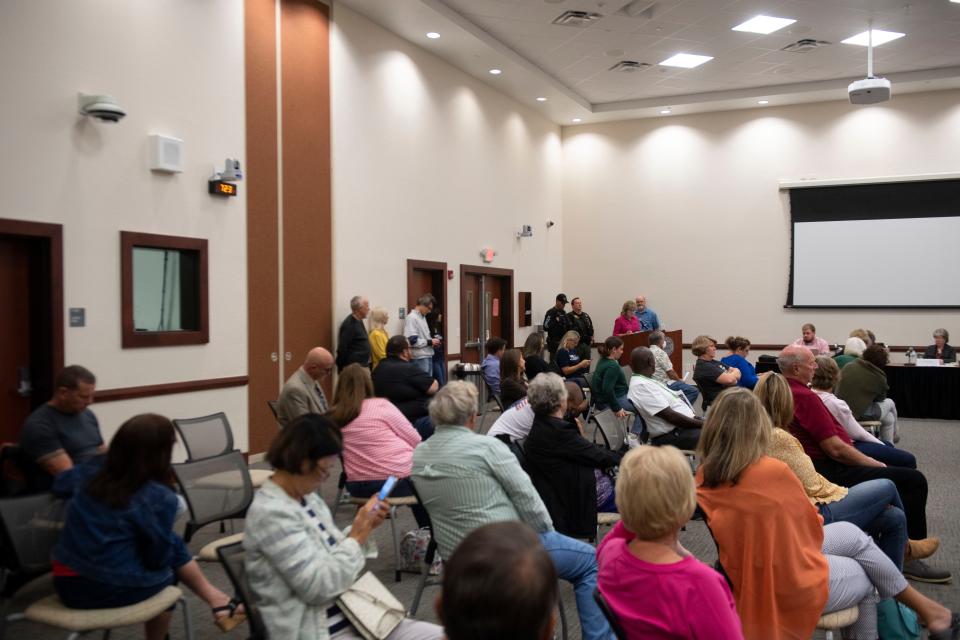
left=566, top=297, right=594, bottom=362
left=18, top=365, right=105, bottom=490
left=372, top=336, right=438, bottom=439
left=543, top=293, right=570, bottom=362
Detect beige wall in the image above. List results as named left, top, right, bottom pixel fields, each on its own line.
left=0, top=0, right=248, bottom=451
left=562, top=90, right=960, bottom=351
left=330, top=5, right=564, bottom=355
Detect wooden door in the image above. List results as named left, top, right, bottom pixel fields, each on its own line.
left=460, top=265, right=514, bottom=364
left=0, top=237, right=33, bottom=440
left=460, top=272, right=483, bottom=364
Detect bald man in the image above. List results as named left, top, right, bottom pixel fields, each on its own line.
left=275, top=347, right=334, bottom=426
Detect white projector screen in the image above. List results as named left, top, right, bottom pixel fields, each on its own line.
left=791, top=216, right=960, bottom=307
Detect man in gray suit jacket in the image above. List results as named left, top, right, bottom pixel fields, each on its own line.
left=276, top=347, right=334, bottom=426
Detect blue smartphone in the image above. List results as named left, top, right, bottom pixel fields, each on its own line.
left=371, top=475, right=398, bottom=511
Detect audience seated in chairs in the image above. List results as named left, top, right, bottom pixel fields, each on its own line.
left=51, top=413, right=243, bottom=637
left=436, top=521, right=558, bottom=640
left=244, top=413, right=442, bottom=640
left=275, top=347, right=333, bottom=427
left=719, top=336, right=758, bottom=390
left=597, top=445, right=742, bottom=639
left=691, top=336, right=741, bottom=413
left=648, top=331, right=699, bottom=406
left=834, top=336, right=866, bottom=370
left=754, top=374, right=937, bottom=569
left=777, top=345, right=950, bottom=583
left=371, top=335, right=438, bottom=439
left=556, top=330, right=590, bottom=384
left=835, top=344, right=900, bottom=444
left=696, top=389, right=959, bottom=640
left=480, top=337, right=507, bottom=396
left=522, top=331, right=552, bottom=381
left=411, top=381, right=613, bottom=640
left=523, top=373, right=623, bottom=538
left=812, top=356, right=915, bottom=468
left=499, top=348, right=528, bottom=408
left=329, top=364, right=429, bottom=528
left=627, top=347, right=703, bottom=449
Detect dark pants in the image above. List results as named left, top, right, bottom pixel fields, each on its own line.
left=412, top=415, right=434, bottom=440
left=345, top=477, right=430, bottom=528
left=55, top=574, right=172, bottom=609
left=813, top=457, right=928, bottom=539
left=853, top=441, right=917, bottom=469
left=650, top=427, right=701, bottom=451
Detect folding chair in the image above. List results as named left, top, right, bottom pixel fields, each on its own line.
left=173, top=412, right=272, bottom=488
left=582, top=371, right=597, bottom=424
left=479, top=378, right=505, bottom=431
left=592, top=409, right=627, bottom=452
left=592, top=588, right=627, bottom=640
left=173, top=451, right=253, bottom=553
left=216, top=542, right=268, bottom=640
left=346, top=493, right=420, bottom=583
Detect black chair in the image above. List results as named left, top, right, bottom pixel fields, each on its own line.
left=266, top=400, right=280, bottom=423
left=216, top=542, right=267, bottom=640
left=479, top=378, right=505, bottom=430
left=173, top=412, right=235, bottom=460
left=592, top=588, right=627, bottom=640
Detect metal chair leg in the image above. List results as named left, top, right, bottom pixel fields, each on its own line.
left=408, top=561, right=431, bottom=615
left=179, top=595, right=193, bottom=640
left=557, top=595, right=568, bottom=640
left=389, top=506, right=402, bottom=582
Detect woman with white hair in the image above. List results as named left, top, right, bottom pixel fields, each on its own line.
left=524, top=373, right=623, bottom=539
left=834, top=336, right=866, bottom=370
left=923, top=328, right=956, bottom=363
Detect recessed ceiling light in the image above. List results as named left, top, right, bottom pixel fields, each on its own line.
left=660, top=108, right=672, bottom=114
left=572, top=118, right=582, bottom=123
left=841, top=29, right=905, bottom=46
left=732, top=15, right=797, bottom=35
left=536, top=97, right=547, bottom=102
left=489, top=68, right=502, bottom=75
left=426, top=32, right=440, bottom=39
left=659, top=53, right=713, bottom=69
left=757, top=100, right=769, bottom=105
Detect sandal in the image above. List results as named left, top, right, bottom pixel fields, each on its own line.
left=212, top=598, right=247, bottom=633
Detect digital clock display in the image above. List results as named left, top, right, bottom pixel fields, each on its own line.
left=208, top=180, right=238, bottom=197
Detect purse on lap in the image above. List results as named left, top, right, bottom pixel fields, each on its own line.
left=335, top=571, right=405, bottom=640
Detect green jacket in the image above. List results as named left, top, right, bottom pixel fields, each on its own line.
left=593, top=356, right=628, bottom=409
left=835, top=358, right=888, bottom=418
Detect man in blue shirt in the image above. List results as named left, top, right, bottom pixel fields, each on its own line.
left=481, top=337, right=507, bottom=395
left=634, top=295, right=661, bottom=331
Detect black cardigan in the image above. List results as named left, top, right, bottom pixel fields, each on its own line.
left=923, top=343, right=956, bottom=363
left=523, top=413, right=623, bottom=539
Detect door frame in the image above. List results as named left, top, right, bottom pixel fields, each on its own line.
left=459, top=264, right=515, bottom=359
left=406, top=259, right=448, bottom=355
left=0, top=218, right=64, bottom=386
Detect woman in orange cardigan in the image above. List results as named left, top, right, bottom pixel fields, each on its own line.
left=696, top=388, right=958, bottom=640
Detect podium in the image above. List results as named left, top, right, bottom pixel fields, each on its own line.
left=617, top=330, right=683, bottom=375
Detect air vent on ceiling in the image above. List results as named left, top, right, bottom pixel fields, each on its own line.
left=551, top=11, right=603, bottom=27
left=780, top=38, right=831, bottom=53
left=608, top=60, right=652, bottom=73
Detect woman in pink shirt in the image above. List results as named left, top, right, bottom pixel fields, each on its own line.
left=597, top=445, right=743, bottom=639
left=330, top=364, right=428, bottom=526
left=613, top=299, right=641, bottom=335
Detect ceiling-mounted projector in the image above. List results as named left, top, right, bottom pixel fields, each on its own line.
left=848, top=77, right=891, bottom=104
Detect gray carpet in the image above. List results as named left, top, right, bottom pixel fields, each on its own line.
left=9, top=417, right=959, bottom=639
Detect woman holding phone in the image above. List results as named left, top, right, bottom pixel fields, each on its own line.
left=244, top=413, right=442, bottom=640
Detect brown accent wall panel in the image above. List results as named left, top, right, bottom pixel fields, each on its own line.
left=280, top=1, right=333, bottom=393
left=245, top=0, right=281, bottom=454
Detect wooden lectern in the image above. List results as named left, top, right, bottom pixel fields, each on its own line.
left=617, top=329, right=683, bottom=375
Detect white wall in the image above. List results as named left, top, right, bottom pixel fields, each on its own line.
left=0, top=0, right=248, bottom=448
left=562, top=90, right=960, bottom=350
left=330, top=5, right=563, bottom=355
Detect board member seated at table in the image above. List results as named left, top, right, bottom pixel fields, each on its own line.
left=792, top=322, right=831, bottom=356
left=834, top=336, right=866, bottom=370
left=923, top=328, right=956, bottom=363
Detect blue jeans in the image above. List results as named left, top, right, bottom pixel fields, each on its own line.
left=412, top=415, right=434, bottom=440
left=538, top=531, right=614, bottom=640
left=853, top=441, right=917, bottom=469
left=668, top=380, right=699, bottom=406
left=412, top=357, right=432, bottom=375
left=818, top=478, right=907, bottom=570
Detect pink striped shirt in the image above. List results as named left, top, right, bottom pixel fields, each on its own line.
left=341, top=398, right=421, bottom=481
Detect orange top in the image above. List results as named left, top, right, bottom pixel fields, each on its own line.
left=696, top=456, right=828, bottom=640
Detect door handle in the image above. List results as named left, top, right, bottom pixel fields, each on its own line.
left=16, top=366, right=32, bottom=398
left=464, top=341, right=481, bottom=348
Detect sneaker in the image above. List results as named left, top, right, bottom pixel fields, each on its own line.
left=903, top=559, right=952, bottom=584
left=928, top=612, right=960, bottom=640
left=906, top=537, right=940, bottom=562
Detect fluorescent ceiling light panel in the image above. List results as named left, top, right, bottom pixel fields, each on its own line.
left=659, top=53, right=713, bottom=68
left=841, top=30, right=905, bottom=46
left=732, top=15, right=797, bottom=34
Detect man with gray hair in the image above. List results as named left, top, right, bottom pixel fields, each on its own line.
left=413, top=381, right=613, bottom=640
left=404, top=294, right=440, bottom=376
left=648, top=330, right=699, bottom=406
left=335, top=295, right=370, bottom=372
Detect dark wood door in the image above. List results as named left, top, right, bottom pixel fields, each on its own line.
left=460, top=265, right=514, bottom=364
left=460, top=272, right=483, bottom=364
left=0, top=237, right=33, bottom=440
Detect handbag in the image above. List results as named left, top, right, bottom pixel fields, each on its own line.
left=877, top=599, right=921, bottom=640
left=335, top=571, right=405, bottom=640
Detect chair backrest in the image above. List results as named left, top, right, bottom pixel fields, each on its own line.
left=621, top=364, right=633, bottom=380
left=173, top=451, right=253, bottom=540
left=173, top=412, right=234, bottom=460
left=592, top=409, right=626, bottom=451
left=626, top=398, right=650, bottom=443
left=0, top=492, right=66, bottom=578
left=266, top=400, right=279, bottom=422
left=582, top=371, right=595, bottom=393
left=482, top=377, right=504, bottom=411
left=216, top=542, right=268, bottom=640
left=593, top=588, right=628, bottom=640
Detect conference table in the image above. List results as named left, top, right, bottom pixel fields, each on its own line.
left=755, top=360, right=960, bottom=420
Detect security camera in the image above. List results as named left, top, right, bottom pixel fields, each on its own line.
left=78, top=93, right=126, bottom=123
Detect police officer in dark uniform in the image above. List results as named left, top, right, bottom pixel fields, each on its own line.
left=566, top=297, right=594, bottom=362
left=543, top=293, right=570, bottom=363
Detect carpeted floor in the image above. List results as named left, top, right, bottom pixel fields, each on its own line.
left=9, top=417, right=959, bottom=639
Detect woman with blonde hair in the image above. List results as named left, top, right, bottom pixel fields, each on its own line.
left=613, top=300, right=640, bottom=335
left=329, top=364, right=428, bottom=526
left=597, top=445, right=742, bottom=639
left=555, top=330, right=590, bottom=383
left=697, top=388, right=958, bottom=640
left=367, top=306, right=389, bottom=368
